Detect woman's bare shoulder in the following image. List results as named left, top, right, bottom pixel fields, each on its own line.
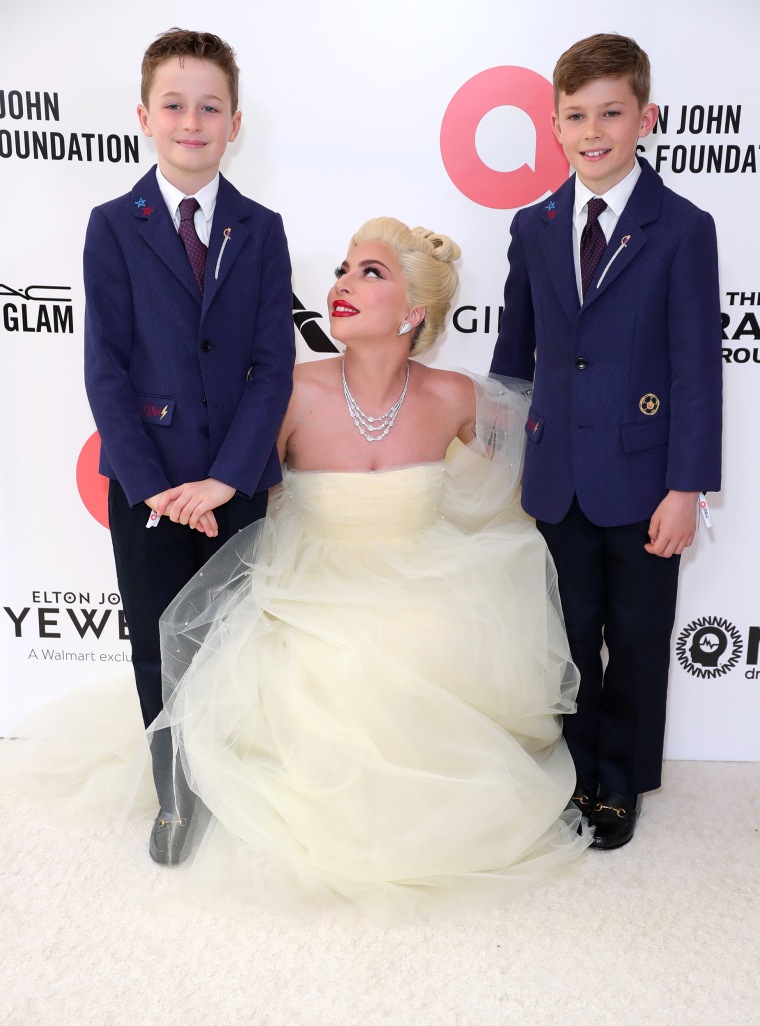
left=294, top=356, right=341, bottom=385
left=416, top=365, right=475, bottom=402
left=291, top=357, right=342, bottom=401
left=279, top=359, right=343, bottom=457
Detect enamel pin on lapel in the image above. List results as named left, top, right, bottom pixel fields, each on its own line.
left=215, top=227, right=232, bottom=279
left=596, top=234, right=631, bottom=289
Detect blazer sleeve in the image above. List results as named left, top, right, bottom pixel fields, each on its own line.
left=207, top=212, right=295, bottom=496
left=665, top=209, right=723, bottom=493
left=489, top=210, right=537, bottom=383
left=83, top=207, right=172, bottom=505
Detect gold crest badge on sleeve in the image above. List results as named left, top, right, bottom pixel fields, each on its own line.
left=639, top=393, right=660, bottom=416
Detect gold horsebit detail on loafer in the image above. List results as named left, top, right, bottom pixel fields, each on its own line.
left=593, top=803, right=627, bottom=819
left=157, top=817, right=187, bottom=828
left=572, top=792, right=591, bottom=806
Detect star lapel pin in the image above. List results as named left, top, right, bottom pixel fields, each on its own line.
left=134, top=197, right=153, bottom=217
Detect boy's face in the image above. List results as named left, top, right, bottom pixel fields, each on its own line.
left=552, top=76, right=657, bottom=195
left=137, top=56, right=241, bottom=194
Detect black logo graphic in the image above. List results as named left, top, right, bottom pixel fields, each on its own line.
left=0, top=284, right=71, bottom=302
left=1, top=282, right=73, bottom=334
left=676, top=616, right=743, bottom=678
left=292, top=292, right=338, bottom=353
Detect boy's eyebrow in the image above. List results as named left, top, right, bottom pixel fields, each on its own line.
left=159, top=90, right=226, bottom=103
left=561, top=99, right=627, bottom=111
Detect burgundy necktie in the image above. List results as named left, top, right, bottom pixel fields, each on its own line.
left=580, top=197, right=608, bottom=299
left=178, top=197, right=207, bottom=294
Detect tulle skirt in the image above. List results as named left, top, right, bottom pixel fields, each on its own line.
left=3, top=375, right=589, bottom=922
left=151, top=378, right=589, bottom=919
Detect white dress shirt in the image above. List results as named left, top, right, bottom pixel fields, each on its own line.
left=572, top=160, right=641, bottom=301
left=155, top=166, right=219, bottom=245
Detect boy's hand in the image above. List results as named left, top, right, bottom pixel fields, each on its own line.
left=145, top=479, right=236, bottom=536
left=193, top=510, right=220, bottom=537
left=145, top=489, right=220, bottom=537
left=645, top=491, right=699, bottom=558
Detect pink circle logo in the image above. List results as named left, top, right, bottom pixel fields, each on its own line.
left=440, top=66, right=569, bottom=209
left=76, top=431, right=109, bottom=528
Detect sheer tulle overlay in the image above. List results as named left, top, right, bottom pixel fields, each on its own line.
left=150, top=376, right=590, bottom=920
left=1, top=376, right=588, bottom=921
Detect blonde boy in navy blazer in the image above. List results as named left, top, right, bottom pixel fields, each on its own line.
left=84, top=30, right=294, bottom=863
left=490, top=34, right=722, bottom=849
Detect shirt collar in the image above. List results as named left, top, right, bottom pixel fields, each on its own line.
left=573, top=159, right=641, bottom=219
left=154, top=165, right=219, bottom=221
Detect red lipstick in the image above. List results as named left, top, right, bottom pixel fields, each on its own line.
left=331, top=300, right=359, bottom=316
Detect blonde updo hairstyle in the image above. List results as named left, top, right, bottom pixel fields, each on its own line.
left=349, top=217, right=461, bottom=356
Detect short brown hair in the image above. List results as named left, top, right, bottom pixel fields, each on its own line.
left=553, top=33, right=651, bottom=110
left=141, top=28, right=240, bottom=113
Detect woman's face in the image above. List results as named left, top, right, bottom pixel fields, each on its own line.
left=328, top=241, right=411, bottom=345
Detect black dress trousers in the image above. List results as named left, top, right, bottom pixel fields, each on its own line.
left=108, top=480, right=268, bottom=810
left=537, top=498, right=681, bottom=796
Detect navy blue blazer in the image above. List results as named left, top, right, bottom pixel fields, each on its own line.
left=490, top=158, right=723, bottom=527
left=84, top=167, right=295, bottom=507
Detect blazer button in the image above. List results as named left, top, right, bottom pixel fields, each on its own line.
left=202, top=397, right=207, bottom=405
left=201, top=340, right=212, bottom=352
left=575, top=357, right=588, bottom=370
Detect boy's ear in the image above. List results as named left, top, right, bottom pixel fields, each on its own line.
left=638, top=102, right=658, bottom=139
left=137, top=104, right=153, bottom=138
left=551, top=110, right=561, bottom=143
left=228, top=110, right=242, bottom=142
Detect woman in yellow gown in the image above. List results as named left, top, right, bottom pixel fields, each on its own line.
left=152, top=217, right=590, bottom=920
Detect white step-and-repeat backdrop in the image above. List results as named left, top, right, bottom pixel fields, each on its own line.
left=2, top=0, right=758, bottom=759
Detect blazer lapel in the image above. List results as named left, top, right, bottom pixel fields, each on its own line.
left=538, top=181, right=580, bottom=323
left=131, top=169, right=201, bottom=303
left=202, top=174, right=250, bottom=311
left=582, top=158, right=664, bottom=310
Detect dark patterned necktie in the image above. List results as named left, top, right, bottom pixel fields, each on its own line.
left=178, top=197, right=207, bottom=294
left=580, top=197, right=608, bottom=299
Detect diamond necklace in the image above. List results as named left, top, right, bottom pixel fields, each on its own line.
left=341, top=358, right=410, bottom=443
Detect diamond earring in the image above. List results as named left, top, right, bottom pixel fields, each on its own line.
left=397, top=321, right=412, bottom=336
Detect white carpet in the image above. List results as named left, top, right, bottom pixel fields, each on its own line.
left=2, top=760, right=758, bottom=1026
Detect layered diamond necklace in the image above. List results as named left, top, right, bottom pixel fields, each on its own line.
left=341, top=358, right=410, bottom=443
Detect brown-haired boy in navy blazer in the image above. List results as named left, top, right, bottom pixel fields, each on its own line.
left=84, top=29, right=294, bottom=863
left=490, top=33, right=722, bottom=849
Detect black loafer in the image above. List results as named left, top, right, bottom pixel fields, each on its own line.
left=590, top=792, right=642, bottom=850
left=570, top=784, right=596, bottom=818
left=149, top=813, right=190, bottom=865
